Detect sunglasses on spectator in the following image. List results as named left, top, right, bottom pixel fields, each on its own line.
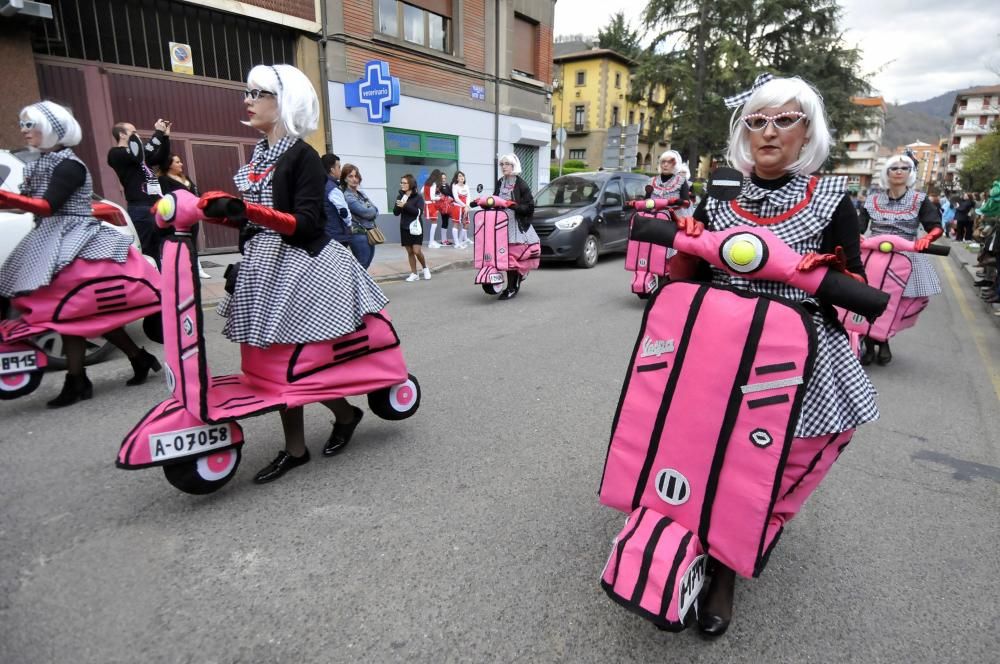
left=243, top=89, right=277, bottom=101
left=741, top=111, right=808, bottom=132
left=888, top=166, right=912, bottom=173
left=18, top=120, right=36, bottom=130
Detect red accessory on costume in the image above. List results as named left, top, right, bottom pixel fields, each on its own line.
left=0, top=189, right=53, bottom=216
left=196, top=190, right=296, bottom=234
left=797, top=246, right=865, bottom=284
left=913, top=226, right=943, bottom=252
left=675, top=215, right=704, bottom=237
left=196, top=191, right=245, bottom=228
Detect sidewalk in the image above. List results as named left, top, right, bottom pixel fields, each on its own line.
left=196, top=243, right=476, bottom=306
left=946, top=238, right=1000, bottom=329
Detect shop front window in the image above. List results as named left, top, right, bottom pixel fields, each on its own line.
left=384, top=128, right=460, bottom=209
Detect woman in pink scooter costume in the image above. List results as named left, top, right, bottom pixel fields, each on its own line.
left=0, top=101, right=160, bottom=407
left=650, top=150, right=690, bottom=201
left=198, top=65, right=389, bottom=484
left=674, top=75, right=879, bottom=635
left=857, top=152, right=943, bottom=365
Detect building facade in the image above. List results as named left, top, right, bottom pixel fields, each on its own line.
left=325, top=0, right=555, bottom=236
left=830, top=96, right=886, bottom=192
left=2, top=0, right=325, bottom=252
left=550, top=40, right=669, bottom=173
left=944, top=84, right=1000, bottom=186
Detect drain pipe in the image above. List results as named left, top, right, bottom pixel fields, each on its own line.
left=493, top=0, right=501, bottom=176
left=318, top=0, right=333, bottom=154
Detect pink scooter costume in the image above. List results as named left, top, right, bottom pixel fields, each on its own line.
left=0, top=101, right=160, bottom=405
left=599, top=162, right=885, bottom=633
left=852, top=177, right=944, bottom=365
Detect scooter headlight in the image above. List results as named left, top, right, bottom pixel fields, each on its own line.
left=555, top=214, right=584, bottom=230
left=720, top=232, right=767, bottom=274
left=156, top=194, right=177, bottom=222
left=878, top=241, right=894, bottom=253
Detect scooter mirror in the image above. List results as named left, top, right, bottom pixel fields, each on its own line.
left=476, top=184, right=484, bottom=193
left=707, top=167, right=743, bottom=201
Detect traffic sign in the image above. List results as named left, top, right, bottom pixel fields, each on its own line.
left=554, top=145, right=564, bottom=160
left=555, top=127, right=567, bottom=144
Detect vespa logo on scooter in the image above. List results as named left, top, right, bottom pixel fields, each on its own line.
left=655, top=468, right=690, bottom=505
left=640, top=336, right=675, bottom=358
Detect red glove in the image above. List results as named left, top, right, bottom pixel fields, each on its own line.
left=243, top=202, right=297, bottom=235
left=797, top=246, right=865, bottom=284
left=0, top=189, right=52, bottom=216
left=913, top=226, right=943, bottom=252
left=197, top=191, right=241, bottom=219
left=675, top=215, right=704, bottom=237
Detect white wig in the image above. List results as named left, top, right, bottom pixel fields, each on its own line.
left=245, top=64, right=319, bottom=139
left=20, top=101, right=82, bottom=149
left=879, top=153, right=917, bottom=189
left=676, top=162, right=691, bottom=180
left=726, top=76, right=832, bottom=177
left=658, top=150, right=683, bottom=167
left=499, top=153, right=522, bottom=175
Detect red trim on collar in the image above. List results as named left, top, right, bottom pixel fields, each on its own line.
left=871, top=190, right=920, bottom=216
left=247, top=165, right=275, bottom=183
left=728, top=176, right=818, bottom=225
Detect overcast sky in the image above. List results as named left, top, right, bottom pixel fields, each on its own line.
left=553, top=0, right=1000, bottom=104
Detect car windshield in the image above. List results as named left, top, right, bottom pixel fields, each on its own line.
left=535, top=177, right=601, bottom=207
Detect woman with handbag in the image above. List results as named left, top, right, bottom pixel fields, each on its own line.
left=394, top=173, right=431, bottom=282
left=340, top=163, right=379, bottom=268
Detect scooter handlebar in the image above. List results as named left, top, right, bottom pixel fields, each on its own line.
left=474, top=195, right=515, bottom=209
left=860, top=233, right=951, bottom=256
left=630, top=213, right=890, bottom=320
left=627, top=197, right=688, bottom=212
left=153, top=189, right=204, bottom=232
left=922, top=244, right=951, bottom=256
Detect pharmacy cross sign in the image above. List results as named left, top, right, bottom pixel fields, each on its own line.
left=344, top=60, right=400, bottom=124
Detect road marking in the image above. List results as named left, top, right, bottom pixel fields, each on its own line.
left=939, top=258, right=1000, bottom=403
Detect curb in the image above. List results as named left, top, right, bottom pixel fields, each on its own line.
left=946, top=240, right=1000, bottom=330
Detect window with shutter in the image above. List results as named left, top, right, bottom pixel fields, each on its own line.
left=512, top=15, right=538, bottom=78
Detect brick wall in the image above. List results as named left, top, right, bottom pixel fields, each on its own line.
left=242, top=0, right=315, bottom=21
left=537, top=23, right=553, bottom=84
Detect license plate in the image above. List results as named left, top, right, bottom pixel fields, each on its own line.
left=149, top=424, right=233, bottom=462
left=0, top=350, right=37, bottom=375
left=489, top=273, right=504, bottom=284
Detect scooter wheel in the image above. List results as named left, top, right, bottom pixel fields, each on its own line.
left=162, top=447, right=242, bottom=495
left=482, top=281, right=504, bottom=295
left=0, top=369, right=43, bottom=400
left=368, top=373, right=421, bottom=420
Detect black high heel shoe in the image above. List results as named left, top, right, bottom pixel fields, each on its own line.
left=47, top=371, right=93, bottom=408
left=126, top=348, right=162, bottom=386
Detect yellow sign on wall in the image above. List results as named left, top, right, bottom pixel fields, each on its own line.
left=169, top=42, right=194, bottom=75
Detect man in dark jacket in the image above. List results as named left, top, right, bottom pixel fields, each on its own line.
left=955, top=192, right=976, bottom=242
left=107, top=119, right=171, bottom=260
left=321, top=152, right=353, bottom=245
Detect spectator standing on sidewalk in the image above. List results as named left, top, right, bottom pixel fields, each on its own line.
left=394, top=174, right=431, bottom=282
left=435, top=171, right=454, bottom=246
left=321, top=153, right=362, bottom=264
left=955, top=192, right=976, bottom=241
left=158, top=153, right=210, bottom=279
left=423, top=169, right=442, bottom=248
left=341, top=163, right=379, bottom=269
left=451, top=171, right=471, bottom=248
left=107, top=119, right=171, bottom=261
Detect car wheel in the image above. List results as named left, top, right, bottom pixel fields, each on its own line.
left=162, top=447, right=242, bottom=495
left=576, top=234, right=599, bottom=268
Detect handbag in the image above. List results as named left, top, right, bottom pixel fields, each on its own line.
left=366, top=224, right=385, bottom=245
left=409, top=210, right=423, bottom=236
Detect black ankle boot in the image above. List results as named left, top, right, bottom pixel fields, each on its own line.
left=126, top=348, right=162, bottom=386
left=698, top=561, right=735, bottom=637
left=876, top=340, right=892, bottom=366
left=860, top=337, right=875, bottom=366
left=47, top=372, right=93, bottom=408
left=498, top=271, right=520, bottom=300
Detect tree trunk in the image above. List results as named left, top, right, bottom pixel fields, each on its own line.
left=686, top=0, right=709, bottom=173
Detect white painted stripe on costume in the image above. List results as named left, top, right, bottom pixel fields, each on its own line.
left=741, top=376, right=804, bottom=394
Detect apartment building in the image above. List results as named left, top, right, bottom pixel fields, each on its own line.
left=830, top=96, right=887, bottom=192
left=944, top=84, right=1000, bottom=186
left=326, top=0, right=556, bottom=215
left=2, top=0, right=323, bottom=252
left=550, top=40, right=670, bottom=172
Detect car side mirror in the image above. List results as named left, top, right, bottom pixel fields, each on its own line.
left=602, top=193, right=622, bottom=208
left=476, top=184, right=484, bottom=193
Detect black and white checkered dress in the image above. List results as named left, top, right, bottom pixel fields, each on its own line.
left=217, top=137, right=389, bottom=348
left=864, top=190, right=941, bottom=297
left=0, top=149, right=132, bottom=297
left=498, top=177, right=540, bottom=244
left=705, top=174, right=879, bottom=438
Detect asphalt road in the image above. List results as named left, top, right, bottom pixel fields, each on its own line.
left=2, top=254, right=998, bottom=663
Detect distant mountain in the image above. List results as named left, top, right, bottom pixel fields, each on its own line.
left=883, top=104, right=951, bottom=150
left=899, top=90, right=960, bottom=120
